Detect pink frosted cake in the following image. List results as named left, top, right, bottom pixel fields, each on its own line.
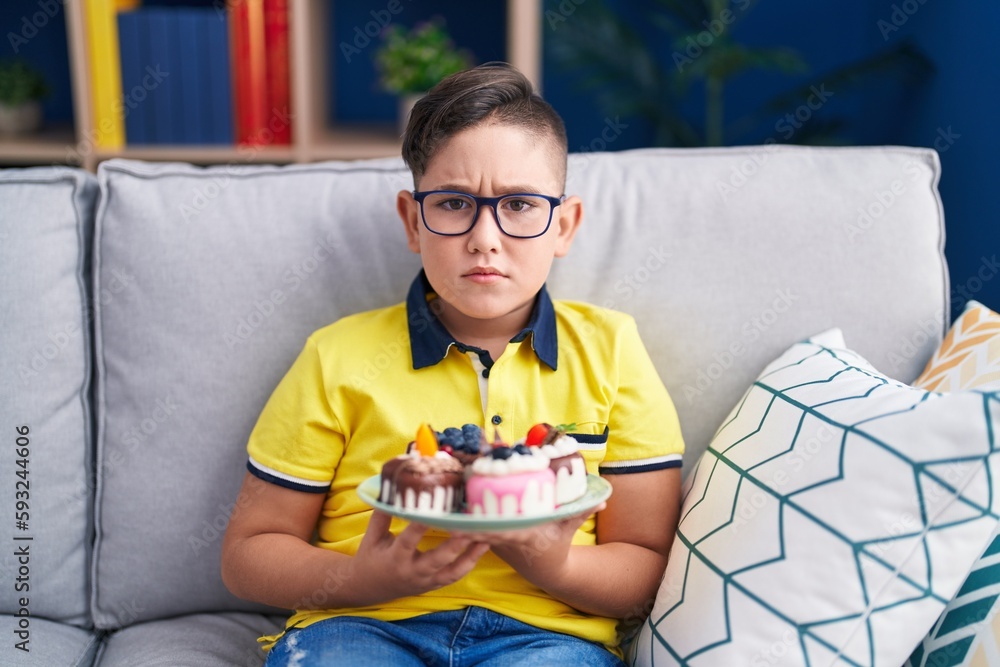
left=466, top=443, right=556, bottom=517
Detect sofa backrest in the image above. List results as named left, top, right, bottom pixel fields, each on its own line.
left=83, top=145, right=945, bottom=626
left=0, top=167, right=98, bottom=627
left=553, top=145, right=947, bottom=467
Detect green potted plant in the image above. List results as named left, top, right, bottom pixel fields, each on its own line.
left=374, top=19, right=472, bottom=132
left=0, top=59, right=48, bottom=135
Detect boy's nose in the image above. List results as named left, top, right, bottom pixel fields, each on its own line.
left=466, top=204, right=503, bottom=253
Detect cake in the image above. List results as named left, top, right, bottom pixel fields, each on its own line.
left=379, top=424, right=464, bottom=514
left=375, top=422, right=591, bottom=518
left=465, top=440, right=556, bottom=517
left=526, top=423, right=588, bottom=505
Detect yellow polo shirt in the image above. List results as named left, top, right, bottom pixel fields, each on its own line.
left=247, top=271, right=684, bottom=655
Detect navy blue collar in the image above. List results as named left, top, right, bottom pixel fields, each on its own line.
left=406, top=270, right=558, bottom=371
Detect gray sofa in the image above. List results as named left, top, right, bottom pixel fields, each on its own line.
left=0, top=146, right=949, bottom=666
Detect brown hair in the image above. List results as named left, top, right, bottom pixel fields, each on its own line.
left=401, top=61, right=568, bottom=188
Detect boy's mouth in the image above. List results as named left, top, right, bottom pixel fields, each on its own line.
left=466, top=266, right=504, bottom=276
left=464, top=267, right=506, bottom=284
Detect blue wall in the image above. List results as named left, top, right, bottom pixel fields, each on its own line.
left=543, top=0, right=1000, bottom=318
left=864, top=1, right=1000, bottom=318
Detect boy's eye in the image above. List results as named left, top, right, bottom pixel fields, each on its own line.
left=440, top=198, right=471, bottom=211
left=503, top=198, right=535, bottom=213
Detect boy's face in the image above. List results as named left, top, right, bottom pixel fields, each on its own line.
left=398, top=123, right=582, bottom=334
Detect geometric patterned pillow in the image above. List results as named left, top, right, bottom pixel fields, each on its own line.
left=907, top=533, right=1000, bottom=667
left=907, top=301, right=1000, bottom=667
left=914, top=300, right=1000, bottom=392
left=631, top=330, right=1000, bottom=667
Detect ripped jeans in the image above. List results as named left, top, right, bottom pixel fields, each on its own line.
left=264, top=606, right=625, bottom=666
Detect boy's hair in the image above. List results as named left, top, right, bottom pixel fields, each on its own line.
left=402, top=61, right=568, bottom=189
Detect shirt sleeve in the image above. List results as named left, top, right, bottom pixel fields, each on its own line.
left=246, top=335, right=345, bottom=493
left=599, top=316, right=685, bottom=475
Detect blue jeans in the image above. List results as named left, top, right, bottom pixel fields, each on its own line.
left=264, top=606, right=624, bottom=666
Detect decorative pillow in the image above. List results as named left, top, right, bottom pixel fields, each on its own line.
left=914, top=300, right=1000, bottom=392
left=907, top=300, right=1000, bottom=667
left=631, top=330, right=1000, bottom=667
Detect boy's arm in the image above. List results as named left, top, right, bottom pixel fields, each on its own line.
left=221, top=472, right=489, bottom=611
left=472, top=467, right=681, bottom=619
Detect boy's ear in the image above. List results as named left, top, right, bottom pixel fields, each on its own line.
left=553, top=195, right=583, bottom=258
left=397, top=190, right=422, bottom=254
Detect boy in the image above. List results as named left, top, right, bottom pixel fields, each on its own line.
left=221, top=62, right=684, bottom=666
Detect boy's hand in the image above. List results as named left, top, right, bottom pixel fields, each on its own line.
left=455, top=503, right=605, bottom=591
left=355, top=510, right=490, bottom=602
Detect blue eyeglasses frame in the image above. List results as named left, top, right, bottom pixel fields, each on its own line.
left=412, top=190, right=566, bottom=239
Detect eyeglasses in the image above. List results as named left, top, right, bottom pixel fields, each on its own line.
left=412, top=190, right=565, bottom=239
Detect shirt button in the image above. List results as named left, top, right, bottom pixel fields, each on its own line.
left=481, top=369, right=489, bottom=379
left=491, top=415, right=502, bottom=425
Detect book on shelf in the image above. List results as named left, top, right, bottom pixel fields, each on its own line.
left=230, top=0, right=292, bottom=146
left=85, top=0, right=128, bottom=148
left=264, top=0, right=292, bottom=145
left=229, top=0, right=267, bottom=146
left=117, top=7, right=234, bottom=146
left=205, top=11, right=235, bottom=146
left=117, top=9, right=150, bottom=144
left=177, top=10, right=209, bottom=144
left=145, top=8, right=181, bottom=144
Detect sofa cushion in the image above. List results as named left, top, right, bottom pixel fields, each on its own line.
left=0, top=615, right=101, bottom=666
left=631, top=331, right=1000, bottom=666
left=94, top=612, right=285, bottom=666
left=90, top=147, right=947, bottom=626
left=91, top=158, right=421, bottom=627
left=0, top=167, right=98, bottom=627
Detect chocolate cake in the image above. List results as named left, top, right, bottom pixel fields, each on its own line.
left=378, top=424, right=464, bottom=514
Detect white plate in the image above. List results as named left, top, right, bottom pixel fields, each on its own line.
left=356, top=474, right=612, bottom=532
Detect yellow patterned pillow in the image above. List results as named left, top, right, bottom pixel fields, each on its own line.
left=914, top=300, right=1000, bottom=392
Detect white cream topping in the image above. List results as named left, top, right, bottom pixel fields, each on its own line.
left=540, top=434, right=580, bottom=459
left=471, top=450, right=549, bottom=476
